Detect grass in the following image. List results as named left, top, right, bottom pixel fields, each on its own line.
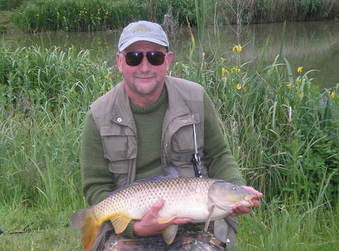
left=0, top=227, right=81, bottom=251
left=0, top=44, right=338, bottom=250
left=0, top=204, right=337, bottom=250
left=237, top=202, right=339, bottom=250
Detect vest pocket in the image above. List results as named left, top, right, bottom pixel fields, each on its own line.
left=100, top=126, right=136, bottom=186
left=171, top=116, right=203, bottom=153
left=100, top=126, right=137, bottom=161
left=108, top=161, right=130, bottom=187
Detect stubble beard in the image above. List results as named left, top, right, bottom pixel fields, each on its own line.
left=129, top=76, right=163, bottom=96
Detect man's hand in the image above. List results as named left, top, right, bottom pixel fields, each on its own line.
left=133, top=199, right=192, bottom=237
left=229, top=186, right=263, bottom=216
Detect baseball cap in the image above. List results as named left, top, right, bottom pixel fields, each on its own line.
left=118, top=20, right=169, bottom=52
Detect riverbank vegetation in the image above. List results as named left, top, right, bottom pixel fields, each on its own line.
left=1, top=2, right=338, bottom=249
left=0, top=42, right=338, bottom=249
left=0, top=0, right=337, bottom=32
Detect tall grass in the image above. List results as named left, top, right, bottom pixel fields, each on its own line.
left=0, top=43, right=337, bottom=248
left=0, top=45, right=115, bottom=230
left=237, top=200, right=339, bottom=250
left=13, top=0, right=148, bottom=32
left=12, top=0, right=197, bottom=32
left=171, top=48, right=338, bottom=205
left=0, top=0, right=28, bottom=11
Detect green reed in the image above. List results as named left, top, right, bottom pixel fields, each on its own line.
left=0, top=44, right=337, bottom=238
left=12, top=0, right=148, bottom=32
left=237, top=199, right=339, bottom=250
left=0, top=46, right=116, bottom=226
left=171, top=49, right=338, bottom=206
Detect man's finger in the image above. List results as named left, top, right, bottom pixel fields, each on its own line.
left=147, top=199, right=165, bottom=218
left=172, top=218, right=192, bottom=225
left=230, top=205, right=251, bottom=216
left=242, top=186, right=263, bottom=197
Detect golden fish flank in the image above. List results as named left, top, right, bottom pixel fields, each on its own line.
left=70, top=177, right=256, bottom=251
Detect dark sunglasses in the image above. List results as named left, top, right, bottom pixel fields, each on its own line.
left=123, top=51, right=166, bottom=66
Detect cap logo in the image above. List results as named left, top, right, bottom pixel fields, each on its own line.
left=132, top=28, right=150, bottom=33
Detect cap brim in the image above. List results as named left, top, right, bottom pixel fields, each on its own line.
left=119, top=37, right=168, bottom=52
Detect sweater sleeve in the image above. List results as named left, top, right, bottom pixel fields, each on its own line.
left=80, top=111, right=115, bottom=205
left=203, top=92, right=245, bottom=186
left=80, top=111, right=137, bottom=238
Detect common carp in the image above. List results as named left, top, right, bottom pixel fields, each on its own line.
left=70, top=176, right=257, bottom=251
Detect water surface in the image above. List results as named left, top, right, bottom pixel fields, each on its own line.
left=1, top=21, right=338, bottom=88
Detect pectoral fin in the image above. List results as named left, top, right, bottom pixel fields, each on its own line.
left=204, top=205, right=215, bottom=232
left=110, top=214, right=132, bottom=234
left=214, top=219, right=228, bottom=243
left=162, top=224, right=178, bottom=245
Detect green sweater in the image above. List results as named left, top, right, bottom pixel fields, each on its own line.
left=81, top=89, right=245, bottom=207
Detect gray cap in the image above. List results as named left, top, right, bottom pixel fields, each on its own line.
left=118, top=20, right=169, bottom=52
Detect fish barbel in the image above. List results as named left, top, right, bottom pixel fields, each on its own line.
left=70, top=176, right=256, bottom=251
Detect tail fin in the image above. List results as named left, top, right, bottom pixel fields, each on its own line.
left=70, top=208, right=100, bottom=251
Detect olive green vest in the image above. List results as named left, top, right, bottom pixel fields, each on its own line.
left=90, top=76, right=206, bottom=187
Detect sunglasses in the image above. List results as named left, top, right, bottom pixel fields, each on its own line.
left=123, top=51, right=166, bottom=66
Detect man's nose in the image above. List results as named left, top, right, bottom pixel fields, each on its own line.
left=139, top=55, right=151, bottom=71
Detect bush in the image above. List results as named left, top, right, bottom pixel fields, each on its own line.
left=0, top=0, right=29, bottom=10
left=13, top=0, right=148, bottom=32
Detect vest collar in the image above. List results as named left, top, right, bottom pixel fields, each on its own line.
left=111, top=82, right=136, bottom=131
left=112, top=77, right=192, bottom=129
left=164, top=76, right=192, bottom=118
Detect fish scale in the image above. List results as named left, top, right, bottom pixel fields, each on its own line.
left=70, top=176, right=256, bottom=251
left=94, top=177, right=211, bottom=220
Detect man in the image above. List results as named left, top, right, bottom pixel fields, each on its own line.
left=80, top=20, right=262, bottom=250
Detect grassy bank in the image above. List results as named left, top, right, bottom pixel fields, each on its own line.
left=1, top=0, right=337, bottom=32
left=0, top=205, right=337, bottom=250
left=0, top=45, right=338, bottom=249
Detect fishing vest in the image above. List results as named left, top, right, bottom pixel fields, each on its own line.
left=90, top=76, right=206, bottom=187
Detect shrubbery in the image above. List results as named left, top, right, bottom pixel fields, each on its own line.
left=10, top=0, right=339, bottom=32
left=12, top=0, right=199, bottom=32
left=1, top=45, right=338, bottom=206
left=0, top=0, right=28, bottom=10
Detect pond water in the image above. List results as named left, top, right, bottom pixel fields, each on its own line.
left=1, top=20, right=338, bottom=88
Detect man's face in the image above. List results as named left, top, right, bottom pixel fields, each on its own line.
left=116, top=41, right=174, bottom=98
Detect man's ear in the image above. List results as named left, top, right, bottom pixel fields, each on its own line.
left=116, top=53, right=123, bottom=73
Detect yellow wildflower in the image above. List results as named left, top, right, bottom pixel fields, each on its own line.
left=297, top=66, right=303, bottom=74
left=232, top=44, right=243, bottom=53
left=231, top=66, right=241, bottom=73
left=286, top=82, right=292, bottom=88
left=221, top=67, right=229, bottom=76
left=296, top=79, right=302, bottom=84
left=105, top=72, right=112, bottom=80
left=219, top=57, right=226, bottom=62
left=235, top=83, right=243, bottom=90
left=328, top=91, right=336, bottom=99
